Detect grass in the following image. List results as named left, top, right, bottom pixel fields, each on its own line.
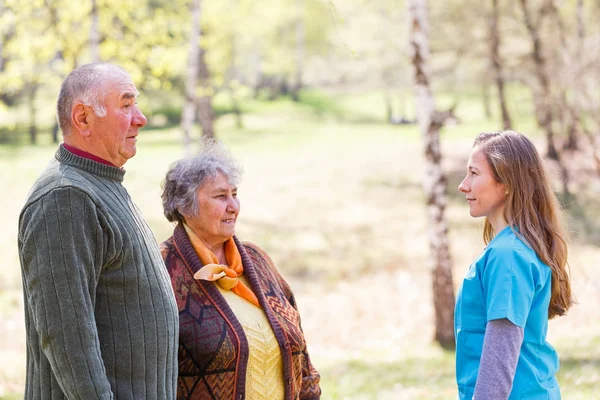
left=1, top=88, right=599, bottom=399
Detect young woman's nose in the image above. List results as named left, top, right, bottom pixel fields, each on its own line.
left=458, top=177, right=469, bottom=193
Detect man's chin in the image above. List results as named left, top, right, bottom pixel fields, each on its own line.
left=120, top=148, right=137, bottom=163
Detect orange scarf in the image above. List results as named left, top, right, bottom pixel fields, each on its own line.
left=184, top=224, right=260, bottom=308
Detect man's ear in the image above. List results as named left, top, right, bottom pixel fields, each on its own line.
left=72, top=103, right=91, bottom=137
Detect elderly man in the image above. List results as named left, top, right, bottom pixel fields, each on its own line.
left=18, top=63, right=178, bottom=399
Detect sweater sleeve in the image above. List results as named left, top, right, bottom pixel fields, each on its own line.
left=473, top=318, right=524, bottom=400
left=19, top=187, right=114, bottom=399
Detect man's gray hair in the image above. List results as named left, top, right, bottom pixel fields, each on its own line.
left=162, top=141, right=243, bottom=224
left=57, top=63, right=129, bottom=136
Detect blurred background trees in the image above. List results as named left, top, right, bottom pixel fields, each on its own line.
left=1, top=0, right=600, bottom=351
left=1, top=0, right=599, bottom=154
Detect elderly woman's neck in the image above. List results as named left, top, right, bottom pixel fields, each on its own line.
left=211, top=244, right=227, bottom=265
left=198, top=236, right=227, bottom=264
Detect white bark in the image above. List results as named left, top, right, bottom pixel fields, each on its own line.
left=181, top=0, right=201, bottom=152
left=408, top=0, right=455, bottom=349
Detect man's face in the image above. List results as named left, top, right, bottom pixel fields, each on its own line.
left=86, top=73, right=147, bottom=167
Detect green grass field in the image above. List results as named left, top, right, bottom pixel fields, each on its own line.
left=1, top=90, right=599, bottom=399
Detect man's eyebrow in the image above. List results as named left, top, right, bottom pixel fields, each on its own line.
left=121, top=91, right=139, bottom=100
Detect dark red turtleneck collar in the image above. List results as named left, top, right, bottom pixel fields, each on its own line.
left=63, top=143, right=117, bottom=167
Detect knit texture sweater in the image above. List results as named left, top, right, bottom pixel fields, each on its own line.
left=217, top=276, right=285, bottom=399
left=18, top=144, right=179, bottom=399
left=160, top=223, right=321, bottom=400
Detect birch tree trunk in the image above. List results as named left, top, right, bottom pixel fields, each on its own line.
left=408, top=0, right=455, bottom=350
left=481, top=82, right=492, bottom=120
left=197, top=53, right=215, bottom=139
left=227, top=0, right=243, bottom=128
left=291, top=0, right=305, bottom=101
left=563, top=0, right=585, bottom=150
left=28, top=85, right=38, bottom=144
left=0, top=3, right=16, bottom=107
left=520, top=0, right=570, bottom=194
left=196, top=0, right=215, bottom=140
left=46, top=2, right=67, bottom=143
left=519, top=0, right=559, bottom=160
left=90, top=0, right=100, bottom=62
left=181, top=0, right=201, bottom=151
left=490, top=0, right=512, bottom=130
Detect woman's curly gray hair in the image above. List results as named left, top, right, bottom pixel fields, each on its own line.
left=162, top=141, right=243, bottom=224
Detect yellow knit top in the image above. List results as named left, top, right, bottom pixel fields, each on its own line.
left=217, top=276, right=285, bottom=399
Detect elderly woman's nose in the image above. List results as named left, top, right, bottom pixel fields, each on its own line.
left=227, top=196, right=240, bottom=211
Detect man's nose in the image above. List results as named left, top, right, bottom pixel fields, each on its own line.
left=132, top=107, right=147, bottom=128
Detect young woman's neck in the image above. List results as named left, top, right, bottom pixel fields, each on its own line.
left=488, top=214, right=508, bottom=235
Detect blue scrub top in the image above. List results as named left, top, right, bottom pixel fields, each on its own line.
left=455, top=226, right=561, bottom=399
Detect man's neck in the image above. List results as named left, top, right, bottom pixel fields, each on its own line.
left=63, top=143, right=117, bottom=167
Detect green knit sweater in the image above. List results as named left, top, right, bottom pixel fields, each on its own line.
left=18, top=144, right=179, bottom=399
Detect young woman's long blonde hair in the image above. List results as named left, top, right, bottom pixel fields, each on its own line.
left=474, top=130, right=573, bottom=318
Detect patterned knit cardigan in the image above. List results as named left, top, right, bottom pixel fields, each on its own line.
left=160, top=223, right=321, bottom=400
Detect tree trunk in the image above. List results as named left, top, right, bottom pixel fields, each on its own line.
left=196, top=53, right=215, bottom=140
left=384, top=90, right=393, bottom=123
left=519, top=0, right=559, bottom=160
left=250, top=40, right=263, bottom=99
left=0, top=4, right=17, bottom=106
left=90, top=0, right=100, bottom=62
left=28, top=85, right=38, bottom=145
left=490, top=0, right=512, bottom=130
left=227, top=1, right=243, bottom=129
left=51, top=122, right=60, bottom=144
left=564, top=0, right=585, bottom=150
left=291, top=0, right=305, bottom=101
left=195, top=0, right=215, bottom=140
left=181, top=0, right=201, bottom=152
left=408, top=0, right=455, bottom=350
left=481, top=82, right=492, bottom=120
left=197, top=96, right=215, bottom=140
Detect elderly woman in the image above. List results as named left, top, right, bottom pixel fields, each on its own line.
left=159, top=143, right=321, bottom=400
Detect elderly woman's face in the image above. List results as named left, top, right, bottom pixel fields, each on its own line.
left=186, top=172, right=240, bottom=247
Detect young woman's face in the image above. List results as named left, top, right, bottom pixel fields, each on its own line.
left=458, top=146, right=507, bottom=224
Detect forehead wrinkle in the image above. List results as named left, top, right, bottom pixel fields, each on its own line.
left=211, top=184, right=236, bottom=192
left=121, top=91, right=139, bottom=100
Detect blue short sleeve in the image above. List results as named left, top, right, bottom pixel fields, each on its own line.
left=481, top=247, right=540, bottom=328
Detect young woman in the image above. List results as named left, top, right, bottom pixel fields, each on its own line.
left=455, top=131, right=573, bottom=399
